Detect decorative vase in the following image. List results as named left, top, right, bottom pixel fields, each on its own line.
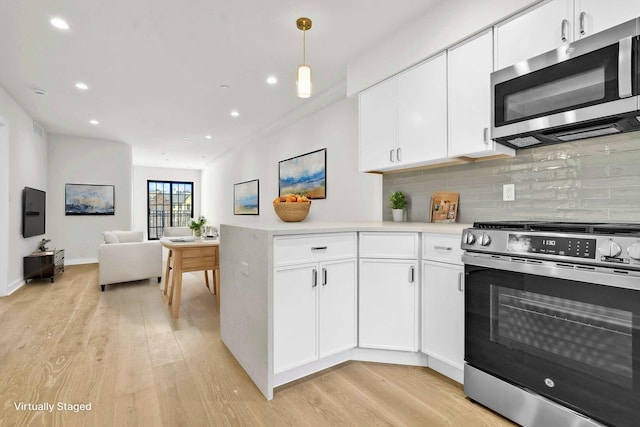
left=392, top=209, right=404, bottom=222
left=193, top=228, right=202, bottom=238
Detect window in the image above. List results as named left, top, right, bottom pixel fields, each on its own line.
left=147, top=180, right=194, bottom=240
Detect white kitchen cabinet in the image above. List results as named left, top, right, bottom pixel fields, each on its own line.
left=358, top=78, right=397, bottom=172
left=495, top=0, right=573, bottom=70
left=358, top=53, right=448, bottom=172
left=273, top=233, right=357, bottom=374
left=496, top=0, right=640, bottom=70
left=447, top=29, right=514, bottom=159
left=421, top=233, right=464, bottom=383
left=397, top=52, right=448, bottom=164
left=575, top=0, right=640, bottom=40
left=359, top=232, right=419, bottom=351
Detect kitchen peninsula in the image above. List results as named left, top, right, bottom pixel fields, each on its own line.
left=220, top=221, right=470, bottom=399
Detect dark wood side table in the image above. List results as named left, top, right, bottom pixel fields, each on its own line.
left=24, top=249, right=65, bottom=283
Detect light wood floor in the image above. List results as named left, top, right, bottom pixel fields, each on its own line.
left=0, top=264, right=515, bottom=427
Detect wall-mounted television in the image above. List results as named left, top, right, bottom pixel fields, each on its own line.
left=22, top=187, right=46, bottom=238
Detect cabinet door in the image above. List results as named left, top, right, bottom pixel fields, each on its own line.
left=318, top=259, right=357, bottom=358
left=495, top=0, right=573, bottom=70
left=448, top=29, right=495, bottom=158
left=273, top=264, right=318, bottom=373
left=359, top=259, right=418, bottom=351
left=359, top=78, right=397, bottom=172
left=575, top=0, right=640, bottom=39
left=422, top=261, right=464, bottom=371
left=398, top=52, right=448, bottom=164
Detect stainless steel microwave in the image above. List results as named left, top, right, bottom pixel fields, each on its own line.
left=491, top=17, right=640, bottom=149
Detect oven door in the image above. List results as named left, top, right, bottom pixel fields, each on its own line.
left=465, top=258, right=640, bottom=427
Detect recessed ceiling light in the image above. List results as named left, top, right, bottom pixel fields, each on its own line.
left=220, top=84, right=230, bottom=89
left=181, top=137, right=189, bottom=140
left=33, top=89, right=47, bottom=96
left=89, top=120, right=99, bottom=125
left=205, top=135, right=212, bottom=140
left=50, top=17, right=70, bottom=30
left=230, top=110, right=240, bottom=117
left=266, top=76, right=278, bottom=85
left=75, top=82, right=89, bottom=90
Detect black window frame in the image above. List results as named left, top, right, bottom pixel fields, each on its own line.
left=147, top=180, right=194, bottom=240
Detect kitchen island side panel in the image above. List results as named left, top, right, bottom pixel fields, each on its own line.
left=220, top=224, right=272, bottom=398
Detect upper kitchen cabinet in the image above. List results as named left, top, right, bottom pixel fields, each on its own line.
left=494, top=0, right=573, bottom=70
left=359, top=53, right=447, bottom=173
left=496, top=0, right=640, bottom=70
left=358, top=78, right=397, bottom=172
left=447, top=29, right=514, bottom=159
left=397, top=52, right=448, bottom=166
left=575, top=0, right=640, bottom=40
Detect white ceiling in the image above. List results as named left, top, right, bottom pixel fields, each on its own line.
left=0, top=0, right=439, bottom=169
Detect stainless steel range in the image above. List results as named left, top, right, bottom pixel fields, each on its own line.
left=461, top=221, right=640, bottom=427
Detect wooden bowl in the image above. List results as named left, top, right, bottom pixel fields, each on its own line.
left=273, top=201, right=311, bottom=222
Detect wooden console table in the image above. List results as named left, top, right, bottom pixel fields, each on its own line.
left=160, top=239, right=219, bottom=318
left=24, top=249, right=65, bottom=283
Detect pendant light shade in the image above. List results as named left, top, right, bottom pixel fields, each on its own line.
left=296, top=17, right=312, bottom=98
left=296, top=64, right=312, bottom=98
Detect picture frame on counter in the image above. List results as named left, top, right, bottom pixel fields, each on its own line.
left=430, top=191, right=459, bottom=223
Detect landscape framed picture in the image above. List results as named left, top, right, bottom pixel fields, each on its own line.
left=65, top=183, right=115, bottom=215
left=278, top=148, right=326, bottom=199
left=234, top=179, right=259, bottom=215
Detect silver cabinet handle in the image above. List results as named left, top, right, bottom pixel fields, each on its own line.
left=322, top=267, right=327, bottom=286
left=619, top=36, right=633, bottom=98
left=409, top=265, right=415, bottom=283
left=312, top=268, right=318, bottom=287
left=561, top=19, right=569, bottom=43
left=458, top=272, right=464, bottom=292
left=389, top=149, right=395, bottom=163
left=434, top=245, right=453, bottom=251
left=483, top=127, right=489, bottom=145
left=396, top=147, right=402, bottom=162
left=579, top=11, right=586, bottom=36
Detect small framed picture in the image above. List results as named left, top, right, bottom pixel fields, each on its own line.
left=234, top=179, right=259, bottom=215
left=430, top=192, right=459, bottom=223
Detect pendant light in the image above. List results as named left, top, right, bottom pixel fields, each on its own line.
left=296, top=17, right=312, bottom=98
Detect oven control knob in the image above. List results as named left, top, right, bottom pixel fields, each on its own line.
left=627, top=243, right=640, bottom=260
left=480, top=233, right=492, bottom=246
left=598, top=240, right=621, bottom=258
left=464, top=232, right=476, bottom=245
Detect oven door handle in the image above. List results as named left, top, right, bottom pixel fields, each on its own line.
left=618, top=36, right=633, bottom=98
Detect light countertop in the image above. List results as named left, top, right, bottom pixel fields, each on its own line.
left=220, top=221, right=471, bottom=236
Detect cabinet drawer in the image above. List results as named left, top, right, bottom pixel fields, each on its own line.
left=359, top=232, right=419, bottom=259
left=422, top=234, right=463, bottom=265
left=274, top=233, right=356, bottom=266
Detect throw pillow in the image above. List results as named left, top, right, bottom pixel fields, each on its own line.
left=113, top=230, right=144, bottom=243
left=103, top=231, right=119, bottom=244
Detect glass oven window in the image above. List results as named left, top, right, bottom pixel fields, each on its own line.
left=490, top=285, right=633, bottom=388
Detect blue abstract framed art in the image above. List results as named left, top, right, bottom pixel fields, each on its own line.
left=65, top=183, right=115, bottom=215
left=278, top=148, right=326, bottom=199
left=234, top=179, right=259, bottom=215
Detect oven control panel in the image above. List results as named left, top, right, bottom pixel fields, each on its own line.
left=506, top=234, right=596, bottom=259
left=461, top=229, right=640, bottom=269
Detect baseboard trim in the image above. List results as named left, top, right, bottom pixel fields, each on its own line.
left=66, top=258, right=98, bottom=265
left=5, top=278, right=25, bottom=296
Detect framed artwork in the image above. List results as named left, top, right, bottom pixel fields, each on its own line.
left=65, top=184, right=115, bottom=215
left=278, top=148, right=326, bottom=199
left=234, top=179, right=259, bottom=215
left=430, top=191, right=459, bottom=223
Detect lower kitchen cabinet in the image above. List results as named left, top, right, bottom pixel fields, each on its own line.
left=359, top=258, right=418, bottom=351
left=273, top=258, right=357, bottom=374
left=422, top=260, right=464, bottom=381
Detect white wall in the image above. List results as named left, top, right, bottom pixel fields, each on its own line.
left=201, top=97, right=382, bottom=227
left=347, top=0, right=539, bottom=95
left=47, top=135, right=132, bottom=265
left=0, top=87, right=49, bottom=296
left=132, top=166, right=202, bottom=239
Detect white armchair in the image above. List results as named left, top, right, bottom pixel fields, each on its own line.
left=99, top=231, right=162, bottom=291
